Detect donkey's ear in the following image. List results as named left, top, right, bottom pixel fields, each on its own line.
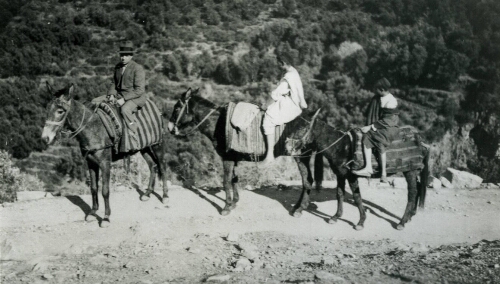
left=183, top=88, right=192, bottom=100
left=46, top=81, right=54, bottom=95
left=311, top=108, right=321, bottom=121
left=68, top=84, right=74, bottom=95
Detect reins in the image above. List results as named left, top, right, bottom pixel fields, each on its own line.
left=173, top=97, right=222, bottom=137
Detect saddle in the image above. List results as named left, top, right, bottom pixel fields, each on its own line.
left=96, top=99, right=163, bottom=153
left=350, top=126, right=426, bottom=174
left=225, top=102, right=293, bottom=156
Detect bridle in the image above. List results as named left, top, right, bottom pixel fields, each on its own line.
left=286, top=124, right=354, bottom=158
left=172, top=97, right=220, bottom=137
left=45, top=98, right=96, bottom=140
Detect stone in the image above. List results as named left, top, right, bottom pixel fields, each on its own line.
left=484, top=183, right=500, bottom=189
left=233, top=258, right=252, bottom=271
left=321, top=258, right=336, bottom=265
left=42, top=274, right=54, bottom=280
left=440, top=177, right=453, bottom=188
left=430, top=177, right=442, bottom=189
left=245, top=185, right=254, bottom=191
left=314, top=271, right=346, bottom=283
left=226, top=233, right=239, bottom=242
left=206, top=274, right=231, bottom=282
left=442, top=168, right=483, bottom=189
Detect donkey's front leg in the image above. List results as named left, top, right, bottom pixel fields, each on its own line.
left=349, top=175, right=365, bottom=230
left=292, top=157, right=313, bottom=218
left=86, top=161, right=99, bottom=222
left=99, top=153, right=112, bottom=228
left=229, top=166, right=239, bottom=210
left=221, top=160, right=235, bottom=216
left=140, top=150, right=156, bottom=202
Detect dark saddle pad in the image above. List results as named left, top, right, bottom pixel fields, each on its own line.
left=96, top=100, right=163, bottom=153
left=351, top=126, right=426, bottom=173
left=225, top=102, right=292, bottom=156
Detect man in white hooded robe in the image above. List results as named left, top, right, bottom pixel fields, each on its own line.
left=261, top=56, right=307, bottom=165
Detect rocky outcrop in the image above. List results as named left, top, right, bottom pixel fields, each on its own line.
left=442, top=168, right=483, bottom=189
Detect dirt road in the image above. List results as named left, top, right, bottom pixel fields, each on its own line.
left=1, top=179, right=499, bottom=283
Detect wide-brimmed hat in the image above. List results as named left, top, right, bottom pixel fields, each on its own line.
left=119, top=41, right=135, bottom=55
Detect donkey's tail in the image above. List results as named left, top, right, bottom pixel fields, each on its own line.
left=418, top=143, right=430, bottom=209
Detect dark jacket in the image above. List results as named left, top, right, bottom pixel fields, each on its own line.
left=110, top=60, right=147, bottom=108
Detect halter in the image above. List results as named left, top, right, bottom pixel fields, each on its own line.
left=172, top=97, right=221, bottom=137
left=45, top=98, right=96, bottom=140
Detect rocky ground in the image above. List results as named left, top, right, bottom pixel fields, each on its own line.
left=1, top=179, right=499, bottom=283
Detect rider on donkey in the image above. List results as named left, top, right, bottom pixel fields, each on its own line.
left=353, top=78, right=399, bottom=183
left=261, top=53, right=308, bottom=166
left=93, top=40, right=147, bottom=133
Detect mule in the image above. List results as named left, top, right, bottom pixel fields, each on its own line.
left=41, top=83, right=169, bottom=227
left=285, top=113, right=430, bottom=230
left=166, top=88, right=323, bottom=216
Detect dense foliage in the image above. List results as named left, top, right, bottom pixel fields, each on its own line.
left=0, top=0, right=499, bottom=181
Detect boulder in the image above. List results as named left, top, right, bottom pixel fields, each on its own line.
left=442, top=168, right=483, bottom=189
left=440, top=177, right=452, bottom=188
left=430, top=177, right=442, bottom=189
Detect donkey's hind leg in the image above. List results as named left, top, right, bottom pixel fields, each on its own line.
left=221, top=160, right=236, bottom=216
left=152, top=144, right=169, bottom=205
left=139, top=149, right=157, bottom=202
left=397, top=170, right=418, bottom=230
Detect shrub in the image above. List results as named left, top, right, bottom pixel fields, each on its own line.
left=0, top=150, right=46, bottom=203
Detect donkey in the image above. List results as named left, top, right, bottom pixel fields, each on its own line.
left=285, top=112, right=430, bottom=230
left=41, top=84, right=169, bottom=227
left=167, top=88, right=323, bottom=216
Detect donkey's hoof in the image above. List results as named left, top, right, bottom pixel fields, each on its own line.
left=328, top=218, right=337, bottom=224
left=85, top=215, right=97, bottom=222
left=162, top=197, right=169, bottom=205
left=228, top=204, right=237, bottom=210
left=396, top=224, right=405, bottom=230
left=100, top=220, right=110, bottom=228
left=221, top=209, right=231, bottom=216
left=354, top=225, right=364, bottom=231
left=140, top=195, right=150, bottom=202
left=292, top=211, right=302, bottom=218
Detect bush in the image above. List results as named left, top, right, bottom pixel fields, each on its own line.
left=0, top=150, right=46, bottom=203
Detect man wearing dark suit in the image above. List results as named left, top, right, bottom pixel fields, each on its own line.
left=93, top=41, right=146, bottom=132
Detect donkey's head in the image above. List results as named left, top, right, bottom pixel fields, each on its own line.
left=41, top=83, right=75, bottom=145
left=167, top=87, right=200, bottom=135
left=285, top=108, right=321, bottom=156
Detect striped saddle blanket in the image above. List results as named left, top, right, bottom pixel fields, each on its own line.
left=96, top=99, right=163, bottom=153
left=225, top=102, right=293, bottom=157
left=350, top=126, right=425, bottom=174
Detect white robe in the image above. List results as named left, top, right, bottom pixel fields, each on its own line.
left=264, top=67, right=307, bottom=128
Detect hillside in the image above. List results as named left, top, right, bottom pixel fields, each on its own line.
left=1, top=0, right=499, bottom=189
